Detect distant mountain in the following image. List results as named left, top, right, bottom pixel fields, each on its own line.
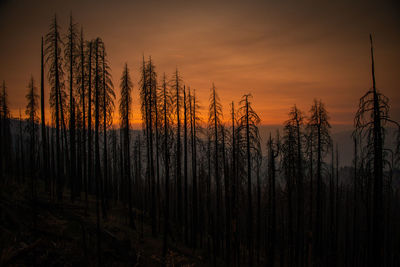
left=258, top=124, right=398, bottom=167
left=6, top=118, right=397, bottom=167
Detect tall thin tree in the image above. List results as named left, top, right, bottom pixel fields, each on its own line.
left=161, top=73, right=172, bottom=257
left=40, top=36, right=49, bottom=192
left=119, top=63, right=135, bottom=229
left=354, top=35, right=400, bottom=267
left=238, top=94, right=261, bottom=266
left=45, top=14, right=65, bottom=201
left=25, top=76, right=40, bottom=228
left=307, top=99, right=331, bottom=267
left=208, top=83, right=223, bottom=257
left=65, top=14, right=78, bottom=201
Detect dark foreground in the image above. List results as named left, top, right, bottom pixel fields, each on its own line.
left=0, top=180, right=205, bottom=266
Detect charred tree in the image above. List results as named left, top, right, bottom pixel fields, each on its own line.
left=40, top=36, right=49, bottom=192
left=353, top=35, right=400, bottom=267
left=45, top=14, right=65, bottom=201
left=64, top=14, right=78, bottom=201
left=25, top=77, right=39, bottom=228
left=238, top=94, right=261, bottom=266
left=119, top=63, right=135, bottom=229
left=307, top=99, right=331, bottom=267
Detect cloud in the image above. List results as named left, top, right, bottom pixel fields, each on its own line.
left=1, top=0, right=399, bottom=124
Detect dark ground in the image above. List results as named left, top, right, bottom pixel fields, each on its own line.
left=0, top=179, right=205, bottom=266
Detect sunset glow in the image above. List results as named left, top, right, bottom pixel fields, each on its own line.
left=0, top=0, right=399, bottom=126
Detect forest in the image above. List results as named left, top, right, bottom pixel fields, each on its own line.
left=0, top=14, right=399, bottom=267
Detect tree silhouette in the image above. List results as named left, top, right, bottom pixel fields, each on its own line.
left=45, top=14, right=65, bottom=201
left=140, top=56, right=157, bottom=236
left=154, top=64, right=161, bottom=234
left=237, top=93, right=261, bottom=266
left=254, top=131, right=262, bottom=265
left=190, top=88, right=200, bottom=249
left=353, top=35, right=400, bottom=267
left=25, top=76, right=40, bottom=228
left=17, top=109, right=24, bottom=182
left=283, top=105, right=305, bottom=266
left=161, top=73, right=172, bottom=257
left=76, top=27, right=88, bottom=209
left=266, top=132, right=280, bottom=267
left=230, top=101, right=239, bottom=265
left=101, top=41, right=115, bottom=218
left=282, top=112, right=296, bottom=266
left=64, top=14, right=79, bottom=201
left=183, top=85, right=189, bottom=244
left=307, top=99, right=331, bottom=266
left=171, top=69, right=183, bottom=231
left=208, top=83, right=223, bottom=259
left=87, top=40, right=93, bottom=207
left=40, top=36, right=49, bottom=193
left=94, top=38, right=102, bottom=264
left=119, top=63, right=135, bottom=229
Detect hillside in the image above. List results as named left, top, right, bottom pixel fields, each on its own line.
left=0, top=179, right=206, bottom=266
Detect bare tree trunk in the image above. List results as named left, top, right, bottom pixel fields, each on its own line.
left=40, top=36, right=49, bottom=193
left=175, top=72, right=182, bottom=232
left=69, top=17, right=76, bottom=203
left=370, top=34, right=383, bottom=267
left=183, top=86, right=188, bottom=245
left=94, top=39, right=102, bottom=265
left=267, top=135, right=277, bottom=267
left=352, top=137, right=358, bottom=266
left=287, top=144, right=294, bottom=267
left=50, top=124, right=55, bottom=198
left=223, top=126, right=231, bottom=265
left=102, top=49, right=108, bottom=220
left=335, top=144, right=339, bottom=267
left=191, top=90, right=198, bottom=249
left=154, top=81, right=161, bottom=234
left=316, top=124, right=322, bottom=266
left=296, top=117, right=304, bottom=267
left=212, top=88, right=221, bottom=258
left=162, top=77, right=170, bottom=258
left=329, top=146, right=335, bottom=266
left=245, top=97, right=253, bottom=266
left=207, top=136, right=212, bottom=259
left=308, top=136, right=313, bottom=266
left=148, top=59, right=156, bottom=237
left=54, top=17, right=62, bottom=202
left=49, top=126, right=55, bottom=197
left=87, top=41, right=93, bottom=200
left=60, top=77, right=69, bottom=201
left=80, top=31, right=88, bottom=211
left=231, top=102, right=238, bottom=267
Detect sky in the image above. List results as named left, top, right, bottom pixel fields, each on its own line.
left=0, top=0, right=399, bottom=127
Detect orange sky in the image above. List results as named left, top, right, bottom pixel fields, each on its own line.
left=0, top=0, right=399, bottom=127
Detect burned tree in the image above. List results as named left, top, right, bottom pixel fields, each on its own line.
left=45, top=14, right=65, bottom=201
left=119, top=63, right=135, bottom=229
left=208, top=83, right=223, bottom=257
left=25, top=77, right=40, bottom=227
left=353, top=35, right=400, bottom=267
left=237, top=94, right=261, bottom=266
left=64, top=14, right=79, bottom=201
left=161, top=73, right=172, bottom=257
left=307, top=99, right=331, bottom=266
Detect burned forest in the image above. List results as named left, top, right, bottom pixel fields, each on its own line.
left=1, top=9, right=400, bottom=267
